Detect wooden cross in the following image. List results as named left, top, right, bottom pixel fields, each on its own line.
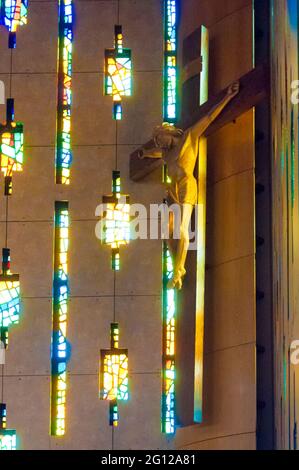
left=129, top=63, right=269, bottom=181
left=129, top=26, right=269, bottom=425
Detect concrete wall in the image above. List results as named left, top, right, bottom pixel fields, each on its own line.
left=0, top=0, right=257, bottom=450
left=175, top=0, right=256, bottom=450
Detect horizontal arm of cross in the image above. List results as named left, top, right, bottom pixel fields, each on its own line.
left=130, top=63, right=269, bottom=182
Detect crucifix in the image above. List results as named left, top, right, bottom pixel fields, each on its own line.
left=130, top=24, right=269, bottom=425
left=130, top=63, right=269, bottom=181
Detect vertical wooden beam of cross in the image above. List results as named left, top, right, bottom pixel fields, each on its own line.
left=194, top=26, right=209, bottom=424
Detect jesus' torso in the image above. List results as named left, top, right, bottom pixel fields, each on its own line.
left=165, top=131, right=199, bottom=206
left=166, top=131, right=199, bottom=182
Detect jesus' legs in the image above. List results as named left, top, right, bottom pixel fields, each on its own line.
left=168, top=203, right=193, bottom=290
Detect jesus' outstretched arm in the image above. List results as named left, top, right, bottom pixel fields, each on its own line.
left=189, top=81, right=240, bottom=141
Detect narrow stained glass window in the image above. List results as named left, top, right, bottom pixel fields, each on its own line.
left=0, top=404, right=17, bottom=450
left=56, top=0, right=73, bottom=185
left=161, top=0, right=178, bottom=435
left=101, top=171, right=130, bottom=271
left=163, top=0, right=178, bottom=123
left=0, top=0, right=28, bottom=48
left=51, top=201, right=70, bottom=437
left=0, top=248, right=20, bottom=349
left=0, top=99, right=24, bottom=196
left=162, top=244, right=176, bottom=434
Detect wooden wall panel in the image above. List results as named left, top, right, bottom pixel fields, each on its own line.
left=175, top=0, right=256, bottom=450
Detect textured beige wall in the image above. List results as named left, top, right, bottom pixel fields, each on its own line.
left=0, top=0, right=169, bottom=450
left=0, top=0, right=256, bottom=450
left=175, top=0, right=256, bottom=450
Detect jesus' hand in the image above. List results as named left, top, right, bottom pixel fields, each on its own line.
left=227, top=81, right=240, bottom=99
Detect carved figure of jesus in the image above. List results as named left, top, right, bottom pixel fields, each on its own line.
left=139, top=81, right=239, bottom=289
